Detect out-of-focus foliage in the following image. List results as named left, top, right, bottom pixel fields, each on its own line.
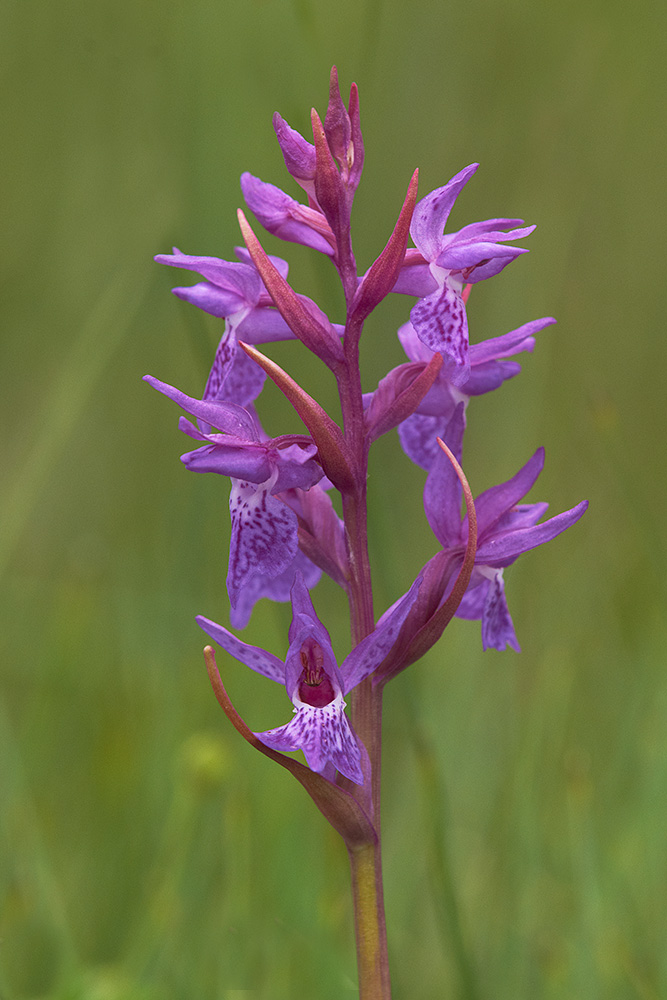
left=1, top=1, right=665, bottom=997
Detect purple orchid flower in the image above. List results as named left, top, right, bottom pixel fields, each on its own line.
left=396, top=316, right=555, bottom=469
left=424, top=406, right=588, bottom=651
left=392, top=165, right=535, bottom=385
left=241, top=172, right=336, bottom=256
left=197, top=572, right=422, bottom=783
left=155, top=247, right=341, bottom=408
left=143, top=375, right=324, bottom=625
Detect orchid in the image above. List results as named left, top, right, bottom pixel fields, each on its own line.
left=198, top=572, right=422, bottom=784
left=155, top=246, right=341, bottom=406
left=424, top=406, right=588, bottom=651
left=146, top=68, right=587, bottom=1000
left=396, top=315, right=555, bottom=469
left=393, top=164, right=535, bottom=385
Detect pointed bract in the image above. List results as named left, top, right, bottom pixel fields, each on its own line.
left=237, top=210, right=344, bottom=367
left=351, top=169, right=419, bottom=324
left=239, top=343, right=356, bottom=490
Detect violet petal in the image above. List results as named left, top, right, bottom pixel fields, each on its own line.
left=230, top=550, right=321, bottom=630
left=422, top=405, right=465, bottom=546
left=481, top=571, right=521, bottom=652
left=256, top=697, right=363, bottom=783
left=410, top=165, right=479, bottom=260
left=226, top=479, right=299, bottom=607
left=475, top=500, right=589, bottom=566
left=195, top=615, right=286, bottom=683
left=172, top=282, right=246, bottom=317
left=410, top=282, right=470, bottom=384
left=341, top=573, right=424, bottom=692
left=398, top=412, right=451, bottom=471
left=474, top=449, right=545, bottom=540
left=143, top=374, right=258, bottom=440
left=469, top=318, right=554, bottom=365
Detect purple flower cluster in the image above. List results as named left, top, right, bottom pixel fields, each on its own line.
left=146, top=70, right=587, bottom=786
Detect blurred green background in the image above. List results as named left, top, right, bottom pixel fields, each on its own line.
left=1, top=0, right=665, bottom=997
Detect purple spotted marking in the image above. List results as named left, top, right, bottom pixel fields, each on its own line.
left=256, top=695, right=363, bottom=784
left=226, top=479, right=298, bottom=607
left=410, top=282, right=469, bottom=383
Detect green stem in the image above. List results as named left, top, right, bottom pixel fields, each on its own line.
left=348, top=842, right=391, bottom=1000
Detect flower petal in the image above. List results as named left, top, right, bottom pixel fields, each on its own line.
left=226, top=478, right=299, bottom=607
left=410, top=165, right=479, bottom=260
left=256, top=696, right=363, bottom=783
left=273, top=112, right=317, bottom=193
left=202, top=327, right=266, bottom=409
left=463, top=360, right=522, bottom=396
left=474, top=449, right=545, bottom=540
left=196, top=615, right=286, bottom=682
left=398, top=412, right=451, bottom=471
left=475, top=500, right=589, bottom=566
left=229, top=551, right=322, bottom=628
left=235, top=306, right=297, bottom=343
left=455, top=580, right=488, bottom=619
left=422, top=404, right=466, bottom=546
left=143, top=374, right=258, bottom=440
left=156, top=251, right=261, bottom=302
left=410, top=282, right=470, bottom=384
left=437, top=241, right=529, bottom=272
left=181, top=442, right=271, bottom=481
left=341, top=573, right=424, bottom=691
left=469, top=318, right=554, bottom=366
left=241, top=173, right=335, bottom=255
left=230, top=550, right=321, bottom=630
left=481, top=571, right=520, bottom=652
left=172, top=281, right=246, bottom=317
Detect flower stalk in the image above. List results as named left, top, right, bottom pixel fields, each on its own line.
left=145, top=66, right=588, bottom=997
